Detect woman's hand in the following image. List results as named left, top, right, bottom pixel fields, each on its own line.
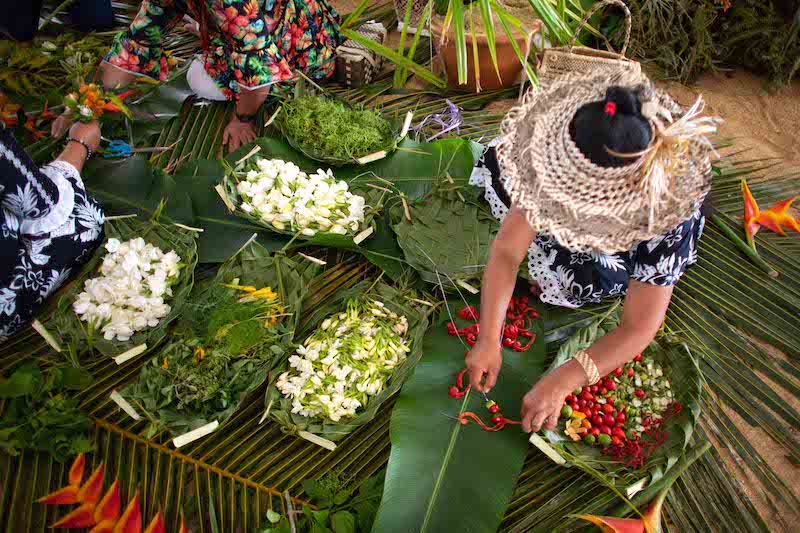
left=57, top=121, right=101, bottom=172
left=69, top=121, right=101, bottom=153
left=520, top=359, right=584, bottom=433
left=51, top=112, right=74, bottom=138
left=223, top=115, right=257, bottom=152
left=183, top=15, right=201, bottom=36
left=100, top=62, right=137, bottom=90
left=465, top=338, right=502, bottom=393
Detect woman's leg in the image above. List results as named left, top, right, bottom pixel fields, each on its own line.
left=186, top=57, right=229, bottom=101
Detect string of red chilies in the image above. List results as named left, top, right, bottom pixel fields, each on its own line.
left=445, top=296, right=540, bottom=432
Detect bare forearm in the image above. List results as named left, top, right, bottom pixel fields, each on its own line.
left=56, top=142, right=88, bottom=173
left=236, top=87, right=270, bottom=116
left=478, top=245, right=522, bottom=345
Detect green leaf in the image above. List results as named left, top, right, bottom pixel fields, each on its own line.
left=0, top=362, right=41, bottom=398
left=332, top=510, right=356, bottom=533
left=58, top=367, right=94, bottom=390
left=266, top=509, right=282, bottom=524
left=372, top=296, right=547, bottom=533
left=392, top=190, right=498, bottom=290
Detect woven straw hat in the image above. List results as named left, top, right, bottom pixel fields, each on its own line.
left=496, top=69, right=721, bottom=254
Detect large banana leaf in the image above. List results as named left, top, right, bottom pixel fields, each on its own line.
left=263, top=281, right=430, bottom=442
left=50, top=214, right=199, bottom=365
left=392, top=189, right=499, bottom=290
left=373, top=295, right=546, bottom=533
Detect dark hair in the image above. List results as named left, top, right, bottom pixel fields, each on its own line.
left=570, top=86, right=653, bottom=168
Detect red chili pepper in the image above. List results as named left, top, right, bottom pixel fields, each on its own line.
left=456, top=368, right=468, bottom=389
left=502, top=337, right=515, bottom=348
left=524, top=307, right=539, bottom=319
left=457, top=323, right=479, bottom=336
left=458, top=306, right=479, bottom=321
left=503, top=324, right=518, bottom=340
left=465, top=333, right=477, bottom=346
left=446, top=321, right=458, bottom=335
left=512, top=334, right=536, bottom=352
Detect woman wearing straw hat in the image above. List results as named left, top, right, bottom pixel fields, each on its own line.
left=466, top=70, right=720, bottom=434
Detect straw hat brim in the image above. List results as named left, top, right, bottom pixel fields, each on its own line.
left=496, top=70, right=714, bottom=254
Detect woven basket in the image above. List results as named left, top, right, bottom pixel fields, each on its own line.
left=335, top=21, right=387, bottom=88
left=393, top=0, right=427, bottom=31
left=536, top=0, right=640, bottom=87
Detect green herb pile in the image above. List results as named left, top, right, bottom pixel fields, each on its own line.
left=281, top=96, right=395, bottom=160
left=0, top=362, right=94, bottom=462
left=256, top=470, right=385, bottom=533
left=121, top=283, right=291, bottom=437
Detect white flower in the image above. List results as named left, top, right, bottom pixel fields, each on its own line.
left=79, top=106, right=93, bottom=118
left=73, top=237, right=182, bottom=341
left=240, top=202, right=254, bottom=214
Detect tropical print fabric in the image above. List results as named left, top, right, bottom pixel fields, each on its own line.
left=105, top=0, right=342, bottom=99
left=0, top=129, right=104, bottom=342
left=470, top=141, right=704, bottom=308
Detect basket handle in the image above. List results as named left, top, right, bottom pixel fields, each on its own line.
left=567, top=0, right=632, bottom=58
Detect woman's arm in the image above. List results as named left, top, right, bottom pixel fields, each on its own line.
left=466, top=208, right=536, bottom=392
left=520, top=280, right=673, bottom=433
left=57, top=122, right=101, bottom=174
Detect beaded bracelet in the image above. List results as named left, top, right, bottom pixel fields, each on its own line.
left=573, top=349, right=600, bottom=385
left=65, top=136, right=92, bottom=161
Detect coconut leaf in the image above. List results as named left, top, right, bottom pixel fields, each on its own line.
left=392, top=189, right=498, bottom=290
left=50, top=214, right=198, bottom=365
left=263, top=281, right=430, bottom=442
left=373, top=294, right=546, bottom=533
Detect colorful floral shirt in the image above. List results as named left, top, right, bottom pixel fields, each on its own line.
left=105, top=0, right=342, bottom=100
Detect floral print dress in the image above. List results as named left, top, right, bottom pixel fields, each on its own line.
left=105, top=0, right=342, bottom=100
left=0, top=128, right=104, bottom=342
left=471, top=140, right=705, bottom=308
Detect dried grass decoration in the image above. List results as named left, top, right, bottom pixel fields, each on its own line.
left=539, top=306, right=702, bottom=485
left=118, top=242, right=320, bottom=440
left=276, top=91, right=405, bottom=166
left=50, top=212, right=198, bottom=366
left=263, top=281, right=429, bottom=448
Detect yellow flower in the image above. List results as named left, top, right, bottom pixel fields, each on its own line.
left=565, top=419, right=587, bottom=442
left=250, top=287, right=277, bottom=301
left=161, top=357, right=169, bottom=369
left=194, top=347, right=206, bottom=363
left=221, top=283, right=257, bottom=292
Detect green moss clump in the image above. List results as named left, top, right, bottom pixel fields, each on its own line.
left=281, top=96, right=394, bottom=160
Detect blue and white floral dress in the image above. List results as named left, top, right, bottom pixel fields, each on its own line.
left=0, top=128, right=104, bottom=342
left=470, top=139, right=705, bottom=308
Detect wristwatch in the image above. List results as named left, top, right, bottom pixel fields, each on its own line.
left=235, top=111, right=256, bottom=124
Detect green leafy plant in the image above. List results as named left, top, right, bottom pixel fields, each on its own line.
left=256, top=470, right=385, bottom=533
left=277, top=94, right=400, bottom=164
left=0, top=362, right=93, bottom=462
left=119, top=242, right=319, bottom=438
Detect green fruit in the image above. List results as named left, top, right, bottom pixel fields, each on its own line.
left=583, top=434, right=596, bottom=445
left=573, top=388, right=582, bottom=395
left=561, top=405, right=573, bottom=418
left=598, top=434, right=612, bottom=446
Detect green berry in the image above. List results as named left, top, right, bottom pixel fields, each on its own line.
left=561, top=405, right=573, bottom=418
left=583, top=434, right=596, bottom=445
left=598, top=434, right=612, bottom=446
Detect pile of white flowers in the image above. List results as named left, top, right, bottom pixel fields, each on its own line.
left=73, top=237, right=182, bottom=342
left=276, top=299, right=410, bottom=422
left=234, top=158, right=366, bottom=237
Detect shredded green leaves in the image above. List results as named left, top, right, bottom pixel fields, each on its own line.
left=280, top=96, right=395, bottom=160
